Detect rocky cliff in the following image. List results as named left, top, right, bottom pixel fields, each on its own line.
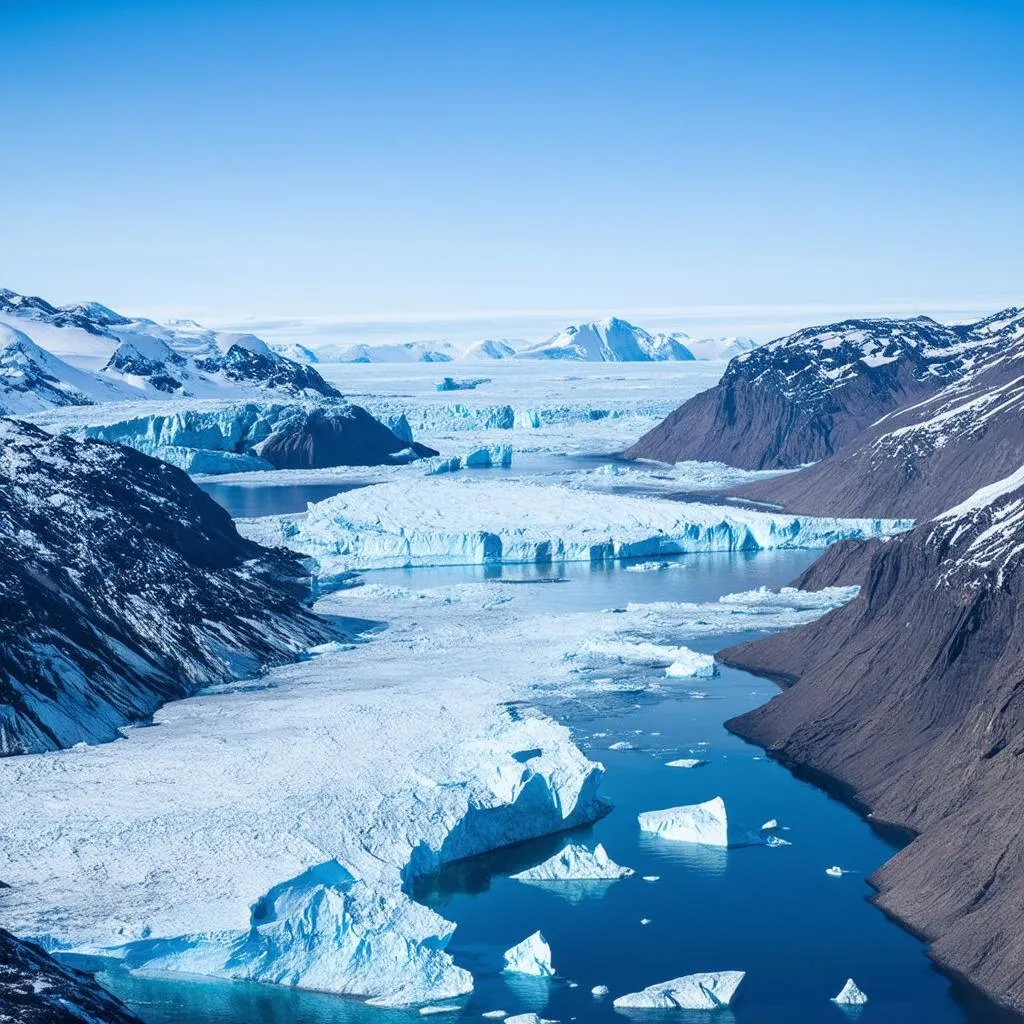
left=721, top=467, right=1024, bottom=1012
left=0, top=419, right=335, bottom=755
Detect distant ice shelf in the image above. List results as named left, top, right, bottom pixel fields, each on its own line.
left=239, top=476, right=912, bottom=580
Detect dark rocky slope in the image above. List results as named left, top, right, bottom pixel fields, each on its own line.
left=0, top=929, right=140, bottom=1024
left=0, top=419, right=335, bottom=756
left=721, top=469, right=1024, bottom=1013
left=734, top=324, right=1024, bottom=517
left=627, top=308, right=1021, bottom=469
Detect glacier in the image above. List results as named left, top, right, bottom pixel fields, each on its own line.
left=238, top=476, right=912, bottom=579
left=502, top=932, right=555, bottom=977
left=612, top=970, right=746, bottom=1010
left=638, top=797, right=730, bottom=847
left=510, top=842, right=633, bottom=882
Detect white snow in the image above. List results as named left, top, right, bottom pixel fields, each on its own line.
left=612, top=970, right=745, bottom=1009
left=502, top=931, right=555, bottom=977
left=665, top=649, right=718, bottom=679
left=638, top=797, right=730, bottom=847
left=511, top=843, right=633, bottom=882
left=833, top=978, right=869, bottom=1005
left=239, top=476, right=911, bottom=579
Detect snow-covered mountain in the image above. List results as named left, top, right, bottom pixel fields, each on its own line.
left=628, top=309, right=1022, bottom=469
left=310, top=340, right=458, bottom=363
left=722, top=461, right=1024, bottom=1014
left=0, top=418, right=336, bottom=756
left=0, top=288, right=340, bottom=411
left=673, top=334, right=758, bottom=361
left=462, top=338, right=521, bottom=360
left=517, top=317, right=695, bottom=362
left=735, top=319, right=1024, bottom=517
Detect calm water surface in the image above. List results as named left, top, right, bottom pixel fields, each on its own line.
left=98, top=552, right=1013, bottom=1024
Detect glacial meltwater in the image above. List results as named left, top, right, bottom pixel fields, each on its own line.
left=94, top=550, right=1012, bottom=1024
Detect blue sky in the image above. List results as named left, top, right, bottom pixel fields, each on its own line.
left=2, top=0, right=1021, bottom=342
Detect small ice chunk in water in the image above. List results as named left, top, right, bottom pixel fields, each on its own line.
left=511, top=842, right=634, bottom=882
left=638, top=796, right=729, bottom=847
left=481, top=1013, right=507, bottom=1020
left=826, top=866, right=846, bottom=877
left=833, top=978, right=869, bottom=1005
left=503, top=1016, right=542, bottom=1024
left=592, top=985, right=610, bottom=997
left=664, top=648, right=717, bottom=679
left=503, top=931, right=555, bottom=977
left=609, top=741, right=635, bottom=751
left=420, top=1006, right=463, bottom=1016
left=666, top=758, right=707, bottom=769
left=762, top=819, right=779, bottom=830
left=613, top=971, right=745, bottom=1009
left=642, top=875, right=660, bottom=882
left=640, top=918, right=652, bottom=925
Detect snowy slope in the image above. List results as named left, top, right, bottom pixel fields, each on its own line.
left=0, top=287, right=341, bottom=407
left=313, top=340, right=459, bottom=363
left=0, top=419, right=334, bottom=755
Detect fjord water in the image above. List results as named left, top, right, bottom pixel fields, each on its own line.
left=98, top=552, right=1008, bottom=1024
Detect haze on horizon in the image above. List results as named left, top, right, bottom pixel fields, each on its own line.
left=2, top=0, right=1021, bottom=345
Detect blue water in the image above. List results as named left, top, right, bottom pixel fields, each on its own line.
left=96, top=552, right=1012, bottom=1024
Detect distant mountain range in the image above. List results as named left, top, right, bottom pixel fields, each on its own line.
left=275, top=317, right=758, bottom=364
left=0, top=288, right=340, bottom=415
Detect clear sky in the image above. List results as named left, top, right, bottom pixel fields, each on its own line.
left=2, top=0, right=1021, bottom=342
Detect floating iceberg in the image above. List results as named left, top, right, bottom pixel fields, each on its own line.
left=761, top=819, right=779, bottom=830
left=503, top=1015, right=542, bottom=1024
left=638, top=797, right=729, bottom=847
left=511, top=842, right=633, bottom=882
left=826, top=866, right=846, bottom=878
left=642, top=875, right=660, bottom=882
left=481, top=1013, right=508, bottom=1020
left=640, top=918, right=652, bottom=925
left=613, top=970, right=745, bottom=1009
left=426, top=444, right=513, bottom=474
left=666, top=758, right=708, bottom=769
left=665, top=649, right=717, bottom=679
left=239, top=476, right=911, bottom=577
left=833, top=978, right=869, bottom=1005
left=420, top=1004, right=465, bottom=1015
left=503, top=931, right=555, bottom=977
left=592, top=985, right=610, bottom=997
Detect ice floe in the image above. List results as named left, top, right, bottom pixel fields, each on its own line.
left=592, top=985, right=610, bottom=997
left=665, top=649, right=717, bottom=679
left=666, top=758, right=708, bottom=769
left=503, top=931, right=555, bottom=977
left=612, top=970, right=745, bottom=1009
left=826, top=866, right=847, bottom=878
left=638, top=797, right=729, bottom=847
left=511, top=843, right=633, bottom=882
left=833, top=978, right=869, bottom=1005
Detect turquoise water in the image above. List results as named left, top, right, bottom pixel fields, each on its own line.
left=96, top=553, right=1013, bottom=1023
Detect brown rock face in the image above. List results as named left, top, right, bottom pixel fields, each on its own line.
left=626, top=309, right=1022, bottom=470
left=735, top=335, right=1024, bottom=518
left=721, top=475, right=1024, bottom=1013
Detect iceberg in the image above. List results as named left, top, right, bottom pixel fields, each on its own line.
left=761, top=819, right=779, bottom=830
left=833, top=979, right=869, bottom=1006
left=502, top=931, right=555, bottom=977
left=638, top=797, right=729, bottom=847
left=419, top=1005, right=464, bottom=1016
left=592, top=984, right=610, bottom=997
left=425, top=444, right=513, bottom=475
left=666, top=758, right=707, bottom=769
left=826, top=866, right=846, bottom=877
left=613, top=971, right=745, bottom=1010
left=511, top=842, right=633, bottom=882
left=238, top=476, right=912, bottom=578
left=503, top=1016, right=542, bottom=1024
left=664, top=648, right=717, bottom=679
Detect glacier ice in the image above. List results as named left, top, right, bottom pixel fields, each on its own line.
left=826, top=866, right=847, bottom=877
left=638, top=797, right=730, bottom=847
left=592, top=984, right=610, bottom=997
left=665, top=649, right=717, bottom=679
left=612, top=970, right=745, bottom=1009
left=503, top=931, right=555, bottom=977
left=503, top=1015, right=542, bottom=1024
left=833, top=978, right=869, bottom=1005
left=425, top=444, right=514, bottom=475
left=666, top=758, right=708, bottom=769
left=761, top=819, right=779, bottom=830
left=510, top=842, right=633, bottom=882
left=419, top=1005, right=465, bottom=1015
left=238, top=476, right=912, bottom=579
